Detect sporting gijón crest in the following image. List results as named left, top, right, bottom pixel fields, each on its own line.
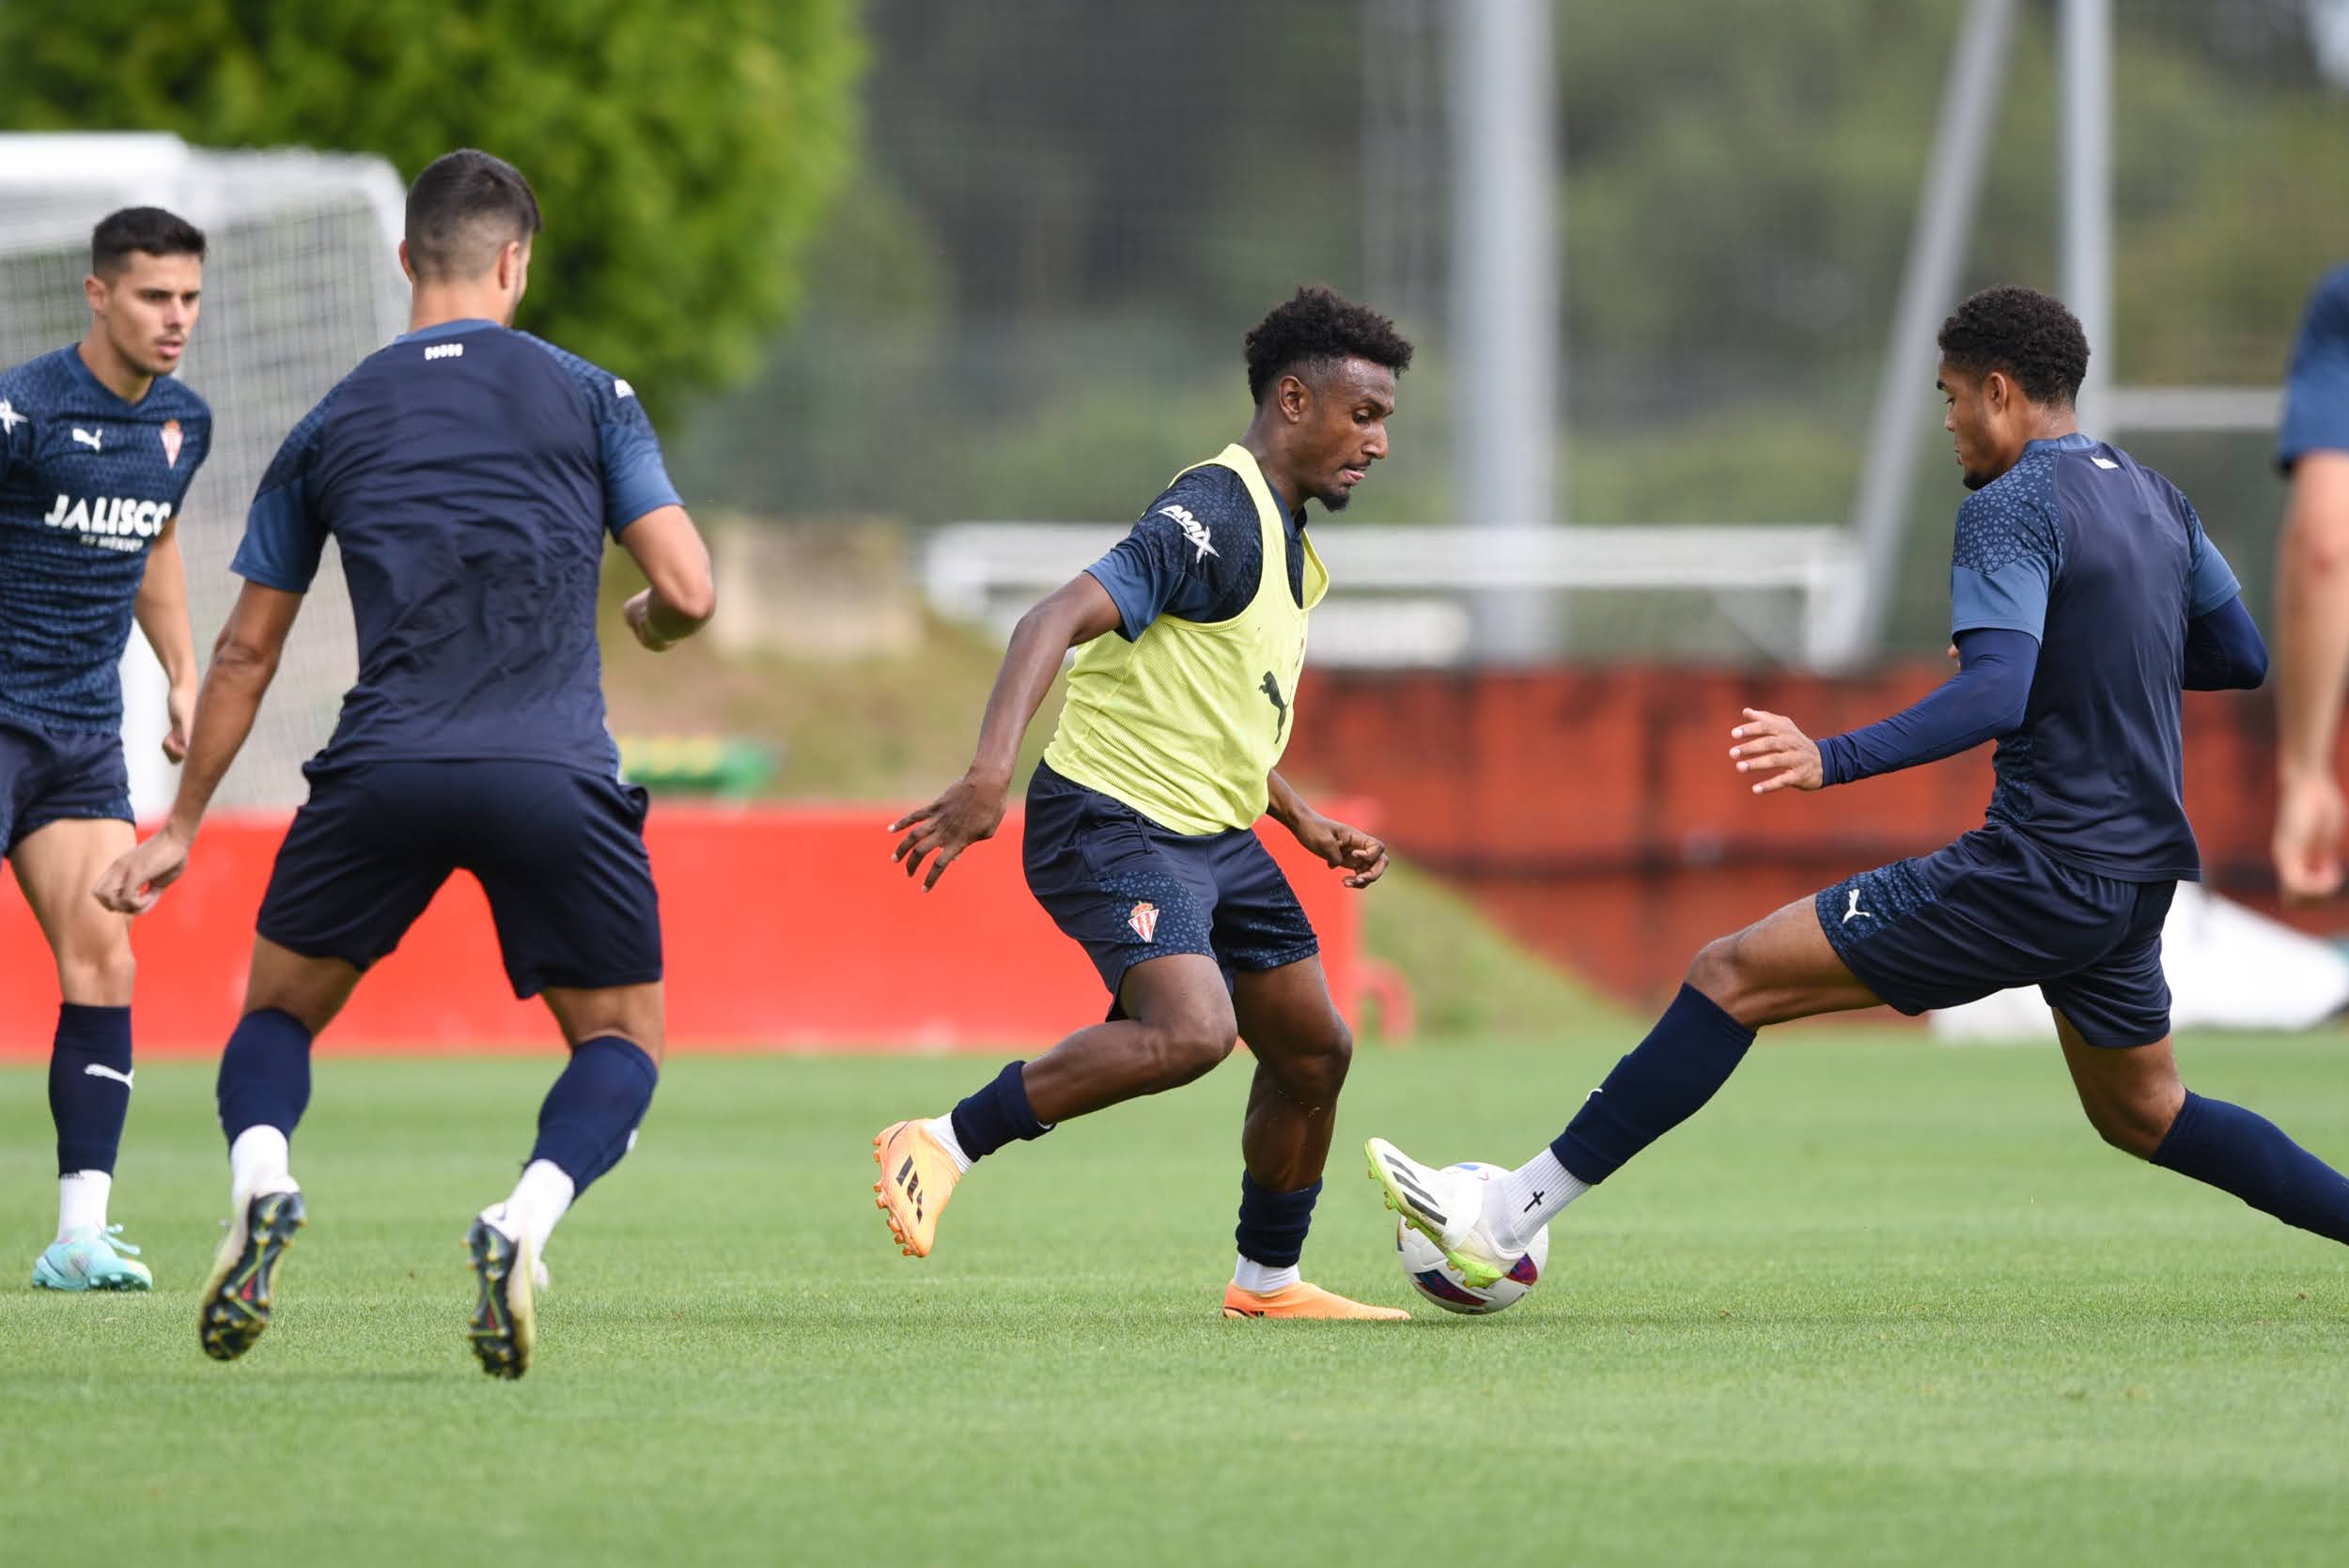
left=161, top=418, right=183, bottom=468
left=1128, top=901, right=1159, bottom=941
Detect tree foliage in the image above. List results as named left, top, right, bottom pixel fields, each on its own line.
left=0, top=0, right=864, bottom=417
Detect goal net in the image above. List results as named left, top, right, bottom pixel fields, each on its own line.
left=0, top=132, right=407, bottom=813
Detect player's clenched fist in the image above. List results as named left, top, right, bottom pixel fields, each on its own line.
left=622, top=588, right=673, bottom=652
left=1728, top=706, right=1823, bottom=796
left=93, top=826, right=192, bottom=915
left=1287, top=812, right=1389, bottom=889
left=2274, top=769, right=2347, bottom=901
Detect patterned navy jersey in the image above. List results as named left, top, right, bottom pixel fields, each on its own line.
left=0, top=346, right=212, bottom=732
left=232, top=319, right=680, bottom=775
left=1083, top=464, right=1308, bottom=640
left=1948, top=432, right=2240, bottom=880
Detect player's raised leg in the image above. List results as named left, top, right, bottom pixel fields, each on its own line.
left=875, top=952, right=1235, bottom=1258
left=15, top=816, right=151, bottom=1291
left=199, top=939, right=358, bottom=1360
left=2017, top=880, right=2349, bottom=1246
left=1370, top=893, right=1880, bottom=1285
left=1221, top=955, right=1404, bottom=1320
left=2056, top=1014, right=2349, bottom=1245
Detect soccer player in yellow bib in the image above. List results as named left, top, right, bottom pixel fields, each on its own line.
left=879, top=287, right=1413, bottom=1319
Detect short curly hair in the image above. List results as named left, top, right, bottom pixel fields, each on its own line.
left=1937, top=286, right=2090, bottom=407
left=1244, top=286, right=1414, bottom=404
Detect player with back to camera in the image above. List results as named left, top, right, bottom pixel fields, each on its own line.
left=1370, top=287, right=2349, bottom=1288
left=878, top=287, right=1414, bottom=1319
left=96, top=149, right=716, bottom=1378
left=1, top=208, right=212, bottom=1292
left=2270, top=262, right=2349, bottom=899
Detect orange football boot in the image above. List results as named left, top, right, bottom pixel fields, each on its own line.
left=873, top=1120, right=962, bottom=1258
left=1221, top=1281, right=1410, bottom=1320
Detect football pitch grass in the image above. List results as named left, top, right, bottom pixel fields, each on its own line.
left=5, top=1032, right=2348, bottom=1566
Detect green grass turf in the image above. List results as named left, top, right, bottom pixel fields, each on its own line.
left=4, top=1033, right=2348, bottom=1566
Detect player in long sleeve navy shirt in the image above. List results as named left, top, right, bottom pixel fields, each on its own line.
left=1372, top=288, right=2349, bottom=1296
left=1816, top=442, right=2264, bottom=791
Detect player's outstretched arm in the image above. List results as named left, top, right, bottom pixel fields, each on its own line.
left=94, top=582, right=303, bottom=914
left=891, top=573, right=1124, bottom=892
left=2274, top=452, right=2349, bottom=897
left=1267, top=770, right=1388, bottom=889
left=132, top=513, right=202, bottom=762
left=1735, top=628, right=2039, bottom=799
left=615, top=505, right=716, bottom=651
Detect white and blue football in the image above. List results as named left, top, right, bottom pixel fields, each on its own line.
left=1394, top=1160, right=1549, bottom=1315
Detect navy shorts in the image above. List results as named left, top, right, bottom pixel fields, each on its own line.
left=1022, top=761, right=1318, bottom=1005
left=1817, top=827, right=2176, bottom=1047
left=257, top=759, right=662, bottom=999
left=0, top=716, right=132, bottom=856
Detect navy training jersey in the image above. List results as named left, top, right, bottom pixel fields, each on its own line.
left=232, top=319, right=680, bottom=774
left=1949, top=432, right=2241, bottom=880
left=1083, top=463, right=1309, bottom=640
left=2279, top=263, right=2349, bottom=473
left=0, top=346, right=212, bottom=732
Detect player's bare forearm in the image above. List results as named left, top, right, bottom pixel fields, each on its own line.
left=164, top=663, right=268, bottom=839
left=133, top=523, right=199, bottom=687
left=645, top=593, right=710, bottom=641
left=966, top=575, right=1122, bottom=785
left=616, top=505, right=716, bottom=651
left=1266, top=769, right=1312, bottom=831
left=625, top=586, right=712, bottom=650
left=2274, top=455, right=2349, bottom=781
left=891, top=575, right=1121, bottom=890
left=165, top=583, right=305, bottom=840
left=95, top=588, right=302, bottom=915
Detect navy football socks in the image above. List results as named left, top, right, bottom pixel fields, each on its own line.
left=1234, top=1172, right=1320, bottom=1268
left=51, top=1002, right=132, bottom=1175
left=528, top=1035, right=659, bottom=1194
left=948, top=1059, right=1052, bottom=1162
left=1551, top=984, right=1757, bottom=1184
left=2152, top=1091, right=2349, bottom=1246
left=216, top=1008, right=316, bottom=1140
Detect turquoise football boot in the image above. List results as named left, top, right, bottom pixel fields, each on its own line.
left=32, top=1224, right=154, bottom=1291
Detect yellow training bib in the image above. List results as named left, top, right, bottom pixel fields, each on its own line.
left=1044, top=444, right=1327, bottom=835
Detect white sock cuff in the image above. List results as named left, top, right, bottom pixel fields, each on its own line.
left=1232, top=1256, right=1302, bottom=1295
left=57, top=1170, right=112, bottom=1239
left=1497, top=1147, right=1590, bottom=1250
left=923, top=1115, right=974, bottom=1175
left=506, top=1159, right=577, bottom=1255
left=227, top=1126, right=295, bottom=1197
left=515, top=1158, right=577, bottom=1210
